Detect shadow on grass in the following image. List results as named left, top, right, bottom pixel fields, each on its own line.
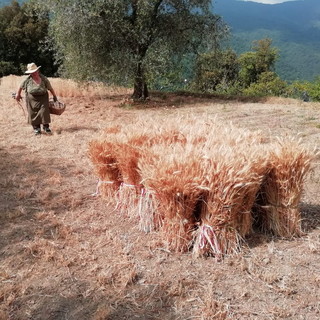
left=300, top=202, right=320, bottom=232
left=0, top=147, right=79, bottom=252
left=6, top=268, right=177, bottom=320
left=59, top=126, right=98, bottom=133
left=24, top=282, right=177, bottom=320
left=114, top=90, right=297, bottom=110
left=245, top=201, right=320, bottom=249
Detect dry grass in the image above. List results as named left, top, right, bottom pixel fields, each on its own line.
left=4, top=75, right=131, bottom=99
left=0, top=76, right=319, bottom=320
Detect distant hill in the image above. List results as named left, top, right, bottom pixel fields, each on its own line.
left=214, top=0, right=320, bottom=81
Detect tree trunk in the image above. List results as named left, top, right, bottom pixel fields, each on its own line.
left=132, top=60, right=149, bottom=100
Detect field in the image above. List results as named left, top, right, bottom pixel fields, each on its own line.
left=0, top=75, right=319, bottom=320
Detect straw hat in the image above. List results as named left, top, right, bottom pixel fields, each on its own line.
left=25, top=63, right=41, bottom=74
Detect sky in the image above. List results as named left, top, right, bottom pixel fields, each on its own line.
left=241, top=0, right=299, bottom=4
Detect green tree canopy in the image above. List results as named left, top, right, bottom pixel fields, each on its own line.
left=243, top=71, right=288, bottom=97
left=0, top=0, right=56, bottom=76
left=238, top=38, right=278, bottom=88
left=192, top=48, right=238, bottom=92
left=33, top=0, right=229, bottom=99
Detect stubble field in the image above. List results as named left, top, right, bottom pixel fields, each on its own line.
left=0, top=76, right=319, bottom=320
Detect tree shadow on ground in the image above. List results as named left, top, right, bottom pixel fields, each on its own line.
left=0, top=148, right=40, bottom=241
left=0, top=147, right=103, bottom=319
left=11, top=279, right=99, bottom=320
left=16, top=280, right=177, bottom=320
left=0, top=147, right=78, bottom=252
left=59, top=126, right=98, bottom=133
left=114, top=90, right=291, bottom=110
left=300, top=202, right=320, bottom=232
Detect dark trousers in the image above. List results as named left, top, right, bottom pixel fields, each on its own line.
left=33, top=124, right=49, bottom=129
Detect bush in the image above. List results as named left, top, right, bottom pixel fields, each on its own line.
left=192, top=49, right=239, bottom=93
left=243, top=72, right=288, bottom=97
left=288, top=78, right=320, bottom=102
left=0, top=61, right=19, bottom=77
left=307, top=77, right=320, bottom=101
left=215, top=81, right=243, bottom=96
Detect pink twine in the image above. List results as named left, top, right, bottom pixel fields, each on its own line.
left=91, top=179, right=114, bottom=196
left=199, top=225, right=222, bottom=259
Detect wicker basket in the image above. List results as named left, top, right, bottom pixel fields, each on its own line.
left=49, top=99, right=66, bottom=115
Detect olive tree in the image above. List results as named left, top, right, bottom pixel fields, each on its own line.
left=32, top=0, right=228, bottom=99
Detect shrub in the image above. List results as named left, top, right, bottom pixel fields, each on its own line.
left=0, top=61, right=19, bottom=77
left=289, top=78, right=320, bottom=102
left=243, top=71, right=288, bottom=97
left=192, top=49, right=239, bottom=93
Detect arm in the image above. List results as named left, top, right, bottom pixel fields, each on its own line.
left=15, top=87, right=23, bottom=102
left=43, top=76, right=58, bottom=102
left=16, top=77, right=29, bottom=102
left=49, top=88, right=58, bottom=102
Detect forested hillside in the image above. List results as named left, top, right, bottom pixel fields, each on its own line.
left=214, top=0, right=320, bottom=81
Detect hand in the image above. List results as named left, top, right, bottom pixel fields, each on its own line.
left=16, top=95, right=22, bottom=102
left=53, top=96, right=58, bottom=102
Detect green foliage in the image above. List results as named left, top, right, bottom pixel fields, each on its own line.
left=238, top=39, right=278, bottom=88
left=215, top=80, right=243, bottom=96
left=0, top=61, right=18, bottom=76
left=32, top=0, right=229, bottom=99
left=243, top=71, right=288, bottom=97
left=289, top=77, right=320, bottom=102
left=305, top=77, right=320, bottom=102
left=192, top=49, right=239, bottom=92
left=190, top=38, right=284, bottom=98
left=0, top=0, right=56, bottom=76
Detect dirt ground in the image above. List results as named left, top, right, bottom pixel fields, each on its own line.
left=0, top=76, right=319, bottom=320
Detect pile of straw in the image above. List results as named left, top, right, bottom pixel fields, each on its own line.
left=88, top=116, right=314, bottom=257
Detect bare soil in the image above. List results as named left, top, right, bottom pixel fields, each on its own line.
left=0, top=78, right=319, bottom=320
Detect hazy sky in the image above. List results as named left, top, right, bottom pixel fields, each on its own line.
left=242, top=0, right=299, bottom=4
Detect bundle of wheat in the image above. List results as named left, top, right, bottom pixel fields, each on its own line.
left=235, top=148, right=269, bottom=237
left=192, top=143, right=267, bottom=258
left=109, top=123, right=163, bottom=218
left=134, top=118, right=209, bottom=234
left=114, top=142, right=143, bottom=217
left=89, top=120, right=176, bottom=217
left=88, top=121, right=149, bottom=200
left=116, top=121, right=189, bottom=224
left=252, top=138, right=314, bottom=237
left=139, top=143, right=206, bottom=252
left=88, top=140, right=122, bottom=198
